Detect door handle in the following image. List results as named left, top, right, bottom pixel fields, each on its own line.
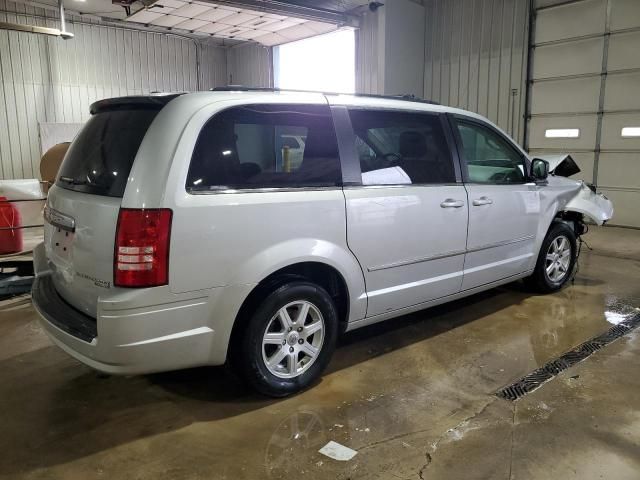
left=472, top=196, right=493, bottom=206
left=440, top=199, right=465, bottom=208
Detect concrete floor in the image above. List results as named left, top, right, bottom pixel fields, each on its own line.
left=1, top=226, right=639, bottom=480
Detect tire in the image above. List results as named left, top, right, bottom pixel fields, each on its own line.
left=237, top=281, right=338, bottom=397
left=526, top=222, right=577, bottom=293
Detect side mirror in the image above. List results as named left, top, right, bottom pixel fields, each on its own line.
left=531, top=158, right=549, bottom=182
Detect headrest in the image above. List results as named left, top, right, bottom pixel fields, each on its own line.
left=399, top=131, right=427, bottom=158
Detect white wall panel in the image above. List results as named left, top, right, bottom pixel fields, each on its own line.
left=535, top=0, right=605, bottom=43
left=604, top=72, right=640, bottom=111
left=609, top=0, right=640, bottom=31
left=355, top=8, right=382, bottom=94
left=0, top=0, right=227, bottom=180
left=355, top=0, right=423, bottom=97
left=596, top=190, right=638, bottom=227
left=532, top=38, right=604, bottom=79
left=383, top=0, right=424, bottom=97
left=199, top=42, right=228, bottom=89
left=226, top=43, right=273, bottom=88
left=530, top=77, right=601, bottom=114
left=528, top=0, right=640, bottom=227
left=607, top=31, right=640, bottom=71
left=424, top=0, right=530, bottom=143
left=597, top=153, right=640, bottom=189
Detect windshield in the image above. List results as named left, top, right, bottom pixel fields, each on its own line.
left=56, top=108, right=160, bottom=197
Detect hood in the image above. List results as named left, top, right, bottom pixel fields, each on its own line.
left=533, top=154, right=581, bottom=177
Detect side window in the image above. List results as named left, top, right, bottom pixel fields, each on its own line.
left=348, top=109, right=455, bottom=185
left=454, top=119, right=526, bottom=184
left=187, top=104, right=341, bottom=191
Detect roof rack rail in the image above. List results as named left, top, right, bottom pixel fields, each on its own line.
left=209, top=86, right=440, bottom=105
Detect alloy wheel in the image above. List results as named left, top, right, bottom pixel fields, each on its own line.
left=545, top=235, right=572, bottom=283
left=261, top=300, right=325, bottom=379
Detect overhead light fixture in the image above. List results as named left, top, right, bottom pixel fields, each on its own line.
left=621, top=127, right=640, bottom=138
left=545, top=128, right=580, bottom=139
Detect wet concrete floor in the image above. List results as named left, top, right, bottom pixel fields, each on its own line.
left=0, top=226, right=639, bottom=479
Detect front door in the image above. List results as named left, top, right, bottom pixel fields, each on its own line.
left=341, top=108, right=468, bottom=317
left=451, top=116, right=539, bottom=291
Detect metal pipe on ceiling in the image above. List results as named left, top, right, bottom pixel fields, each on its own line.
left=57, top=0, right=74, bottom=38
left=0, top=0, right=73, bottom=38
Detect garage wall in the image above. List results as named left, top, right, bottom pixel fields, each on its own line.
left=528, top=0, right=640, bottom=227
left=226, top=43, right=273, bottom=87
left=355, top=8, right=383, bottom=95
left=0, top=0, right=227, bottom=180
left=355, top=0, right=424, bottom=97
left=423, top=0, right=530, bottom=144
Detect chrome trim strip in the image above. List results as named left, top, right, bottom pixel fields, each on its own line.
left=345, top=269, right=535, bottom=332
left=466, top=235, right=536, bottom=254
left=44, top=205, right=75, bottom=232
left=368, top=248, right=467, bottom=272
left=367, top=235, right=535, bottom=272
left=189, top=184, right=465, bottom=194
left=463, top=253, right=534, bottom=275
left=344, top=183, right=462, bottom=190
left=117, top=326, right=213, bottom=347
left=367, top=270, right=464, bottom=298
left=188, top=186, right=341, bottom=195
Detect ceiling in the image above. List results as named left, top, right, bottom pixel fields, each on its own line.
left=126, top=1, right=345, bottom=45
left=47, top=0, right=368, bottom=45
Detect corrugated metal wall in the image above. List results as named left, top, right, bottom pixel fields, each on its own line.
left=423, top=0, right=530, bottom=144
left=199, top=41, right=229, bottom=90
left=226, top=43, right=273, bottom=88
left=355, top=9, right=382, bottom=94
left=0, top=0, right=227, bottom=180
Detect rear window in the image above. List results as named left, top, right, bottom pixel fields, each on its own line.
left=186, top=104, right=341, bottom=191
left=348, top=109, right=455, bottom=185
left=56, top=108, right=159, bottom=197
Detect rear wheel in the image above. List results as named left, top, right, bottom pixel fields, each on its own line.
left=527, top=222, right=577, bottom=293
left=237, top=281, right=338, bottom=397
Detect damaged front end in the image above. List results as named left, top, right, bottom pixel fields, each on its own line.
left=534, top=153, right=614, bottom=226
left=563, top=182, right=614, bottom=226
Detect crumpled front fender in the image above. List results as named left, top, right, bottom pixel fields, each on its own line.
left=564, top=182, right=614, bottom=225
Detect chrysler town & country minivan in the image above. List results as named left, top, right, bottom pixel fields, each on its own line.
left=32, top=90, right=613, bottom=396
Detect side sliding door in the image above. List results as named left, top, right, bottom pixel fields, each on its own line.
left=338, top=107, right=469, bottom=317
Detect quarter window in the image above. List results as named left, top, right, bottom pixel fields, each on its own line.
left=348, top=110, right=455, bottom=185
left=455, top=120, right=526, bottom=184
left=187, top=104, right=341, bottom=191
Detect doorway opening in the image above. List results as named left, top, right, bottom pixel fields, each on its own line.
left=274, top=29, right=355, bottom=94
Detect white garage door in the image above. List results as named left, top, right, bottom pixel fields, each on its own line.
left=527, top=0, right=640, bottom=227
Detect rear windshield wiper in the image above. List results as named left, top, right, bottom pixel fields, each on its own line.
left=58, top=176, right=109, bottom=192
left=59, top=176, right=88, bottom=185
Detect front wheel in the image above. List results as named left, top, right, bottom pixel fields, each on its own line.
left=526, top=222, right=577, bottom=293
left=237, top=281, right=338, bottom=397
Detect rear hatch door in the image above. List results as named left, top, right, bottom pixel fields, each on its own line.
left=44, top=99, right=169, bottom=317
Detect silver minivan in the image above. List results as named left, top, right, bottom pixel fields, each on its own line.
left=32, top=89, right=613, bottom=396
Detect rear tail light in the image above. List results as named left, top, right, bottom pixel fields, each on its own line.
left=114, top=208, right=172, bottom=288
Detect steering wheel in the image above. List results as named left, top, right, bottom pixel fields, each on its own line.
left=489, top=169, right=522, bottom=183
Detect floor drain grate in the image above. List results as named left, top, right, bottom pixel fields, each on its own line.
left=496, top=312, right=640, bottom=401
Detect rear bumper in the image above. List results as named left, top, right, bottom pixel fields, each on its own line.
left=31, top=243, right=253, bottom=375
left=32, top=274, right=97, bottom=343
